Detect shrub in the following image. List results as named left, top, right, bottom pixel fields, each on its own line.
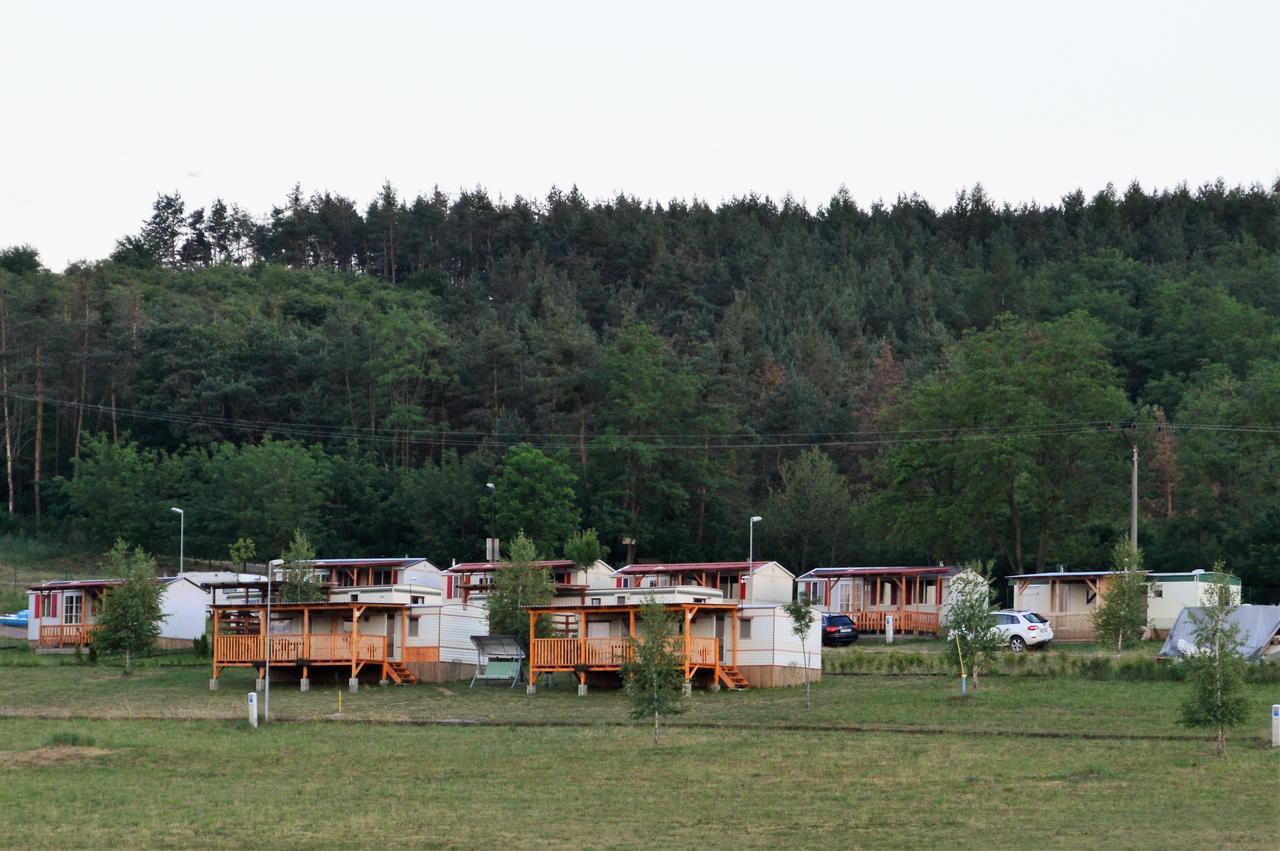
left=45, top=731, right=96, bottom=747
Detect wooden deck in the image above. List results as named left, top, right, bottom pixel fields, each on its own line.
left=525, top=601, right=745, bottom=689
left=845, top=609, right=941, bottom=635
left=210, top=601, right=411, bottom=685
left=214, top=633, right=387, bottom=665
left=37, top=623, right=99, bottom=648
left=530, top=635, right=718, bottom=670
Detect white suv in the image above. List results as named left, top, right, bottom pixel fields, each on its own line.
left=994, top=610, right=1053, bottom=651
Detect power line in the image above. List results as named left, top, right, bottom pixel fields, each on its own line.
left=1, top=389, right=1272, bottom=452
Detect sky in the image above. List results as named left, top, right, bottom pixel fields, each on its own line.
left=3, top=0, right=1279, bottom=271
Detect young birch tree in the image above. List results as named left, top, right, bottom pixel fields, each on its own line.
left=624, top=597, right=685, bottom=744
left=942, top=563, right=1001, bottom=690
left=1092, top=537, right=1149, bottom=654
left=783, top=592, right=816, bottom=710
left=95, top=539, right=166, bottom=675
left=1180, top=569, right=1248, bottom=758
left=279, top=529, right=323, bottom=603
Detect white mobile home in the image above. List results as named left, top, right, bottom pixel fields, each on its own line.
left=1008, top=569, right=1242, bottom=640
left=615, top=561, right=795, bottom=605
left=28, top=576, right=207, bottom=651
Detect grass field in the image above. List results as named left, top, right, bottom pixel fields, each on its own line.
left=1, top=656, right=1277, bottom=848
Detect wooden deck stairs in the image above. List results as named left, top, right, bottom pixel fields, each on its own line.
left=386, top=661, right=418, bottom=684
left=717, top=666, right=750, bottom=690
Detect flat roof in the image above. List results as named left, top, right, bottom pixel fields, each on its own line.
left=309, top=558, right=431, bottom=568
left=796, top=565, right=958, bottom=580
left=526, top=601, right=739, bottom=614
left=448, top=559, right=576, bottom=573
left=211, top=601, right=406, bottom=611
left=617, top=561, right=777, bottom=575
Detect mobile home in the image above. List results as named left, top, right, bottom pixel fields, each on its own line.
left=27, top=576, right=206, bottom=651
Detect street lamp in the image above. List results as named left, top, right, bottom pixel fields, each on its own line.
left=748, top=516, right=762, bottom=602
left=485, top=482, right=496, bottom=560
left=170, top=507, right=184, bottom=574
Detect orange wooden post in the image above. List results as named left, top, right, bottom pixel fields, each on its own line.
left=578, top=610, right=587, bottom=684
left=683, top=607, right=692, bottom=681
left=528, top=610, right=538, bottom=683
left=302, top=608, right=310, bottom=659
left=400, top=605, right=407, bottom=661
left=351, top=605, right=360, bottom=680
left=258, top=603, right=266, bottom=661
left=211, top=609, right=221, bottom=680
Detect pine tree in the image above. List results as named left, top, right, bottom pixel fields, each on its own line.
left=1180, top=569, right=1248, bottom=758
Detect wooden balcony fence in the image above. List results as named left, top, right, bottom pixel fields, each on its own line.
left=38, top=623, right=99, bottom=647
left=214, top=633, right=387, bottom=665
left=1045, top=612, right=1095, bottom=641
left=530, top=635, right=718, bottom=670
left=846, top=609, right=941, bottom=635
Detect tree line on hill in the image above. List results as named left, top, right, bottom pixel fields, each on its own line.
left=2, top=177, right=1279, bottom=601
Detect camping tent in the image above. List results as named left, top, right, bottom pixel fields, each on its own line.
left=1157, top=604, right=1280, bottom=662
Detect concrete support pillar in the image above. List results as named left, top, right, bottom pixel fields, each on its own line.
left=299, top=678, right=310, bottom=693
left=577, top=683, right=588, bottom=697
left=348, top=677, right=360, bottom=693
left=526, top=683, right=537, bottom=695
left=711, top=681, right=721, bottom=692
left=255, top=678, right=265, bottom=692
left=379, top=679, right=388, bottom=687
left=209, top=678, right=219, bottom=691
left=682, top=681, right=692, bottom=696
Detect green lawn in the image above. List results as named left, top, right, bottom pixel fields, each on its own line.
left=1, top=658, right=1276, bottom=847
left=0, top=716, right=1275, bottom=849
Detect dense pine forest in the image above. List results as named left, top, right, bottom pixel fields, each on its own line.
left=3, top=179, right=1280, bottom=601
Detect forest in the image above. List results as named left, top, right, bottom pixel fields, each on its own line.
left=2, top=178, right=1280, bottom=601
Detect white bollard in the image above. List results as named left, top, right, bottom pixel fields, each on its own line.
left=1272, top=704, right=1279, bottom=748
left=247, top=692, right=258, bottom=728
left=885, top=615, right=894, bottom=644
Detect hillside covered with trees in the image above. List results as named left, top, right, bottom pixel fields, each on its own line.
left=3, top=179, right=1279, bottom=601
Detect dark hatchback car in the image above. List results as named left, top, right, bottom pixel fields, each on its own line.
left=820, top=613, right=859, bottom=646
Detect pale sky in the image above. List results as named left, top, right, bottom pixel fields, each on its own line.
left=3, top=0, right=1278, bottom=271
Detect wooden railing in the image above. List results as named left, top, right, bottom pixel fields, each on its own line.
left=846, top=609, right=941, bottom=635
left=38, top=624, right=99, bottom=647
left=214, top=633, right=388, bottom=664
left=1046, top=612, right=1094, bottom=641
left=531, top=635, right=719, bottom=669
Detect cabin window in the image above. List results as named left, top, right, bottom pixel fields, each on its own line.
left=1152, top=584, right=1163, bottom=598
left=372, top=569, right=393, bottom=585
left=409, top=617, right=420, bottom=637
left=616, top=596, right=625, bottom=605
left=64, top=595, right=82, bottom=625
left=591, top=597, right=602, bottom=606
left=411, top=595, right=424, bottom=605
left=740, top=619, right=752, bottom=640
left=349, top=594, right=359, bottom=602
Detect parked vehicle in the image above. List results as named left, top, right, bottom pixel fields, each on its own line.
left=994, top=609, right=1053, bottom=651
left=820, top=613, right=859, bottom=646
left=0, top=608, right=29, bottom=628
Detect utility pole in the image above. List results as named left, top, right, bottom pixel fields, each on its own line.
left=1130, top=445, right=1139, bottom=549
